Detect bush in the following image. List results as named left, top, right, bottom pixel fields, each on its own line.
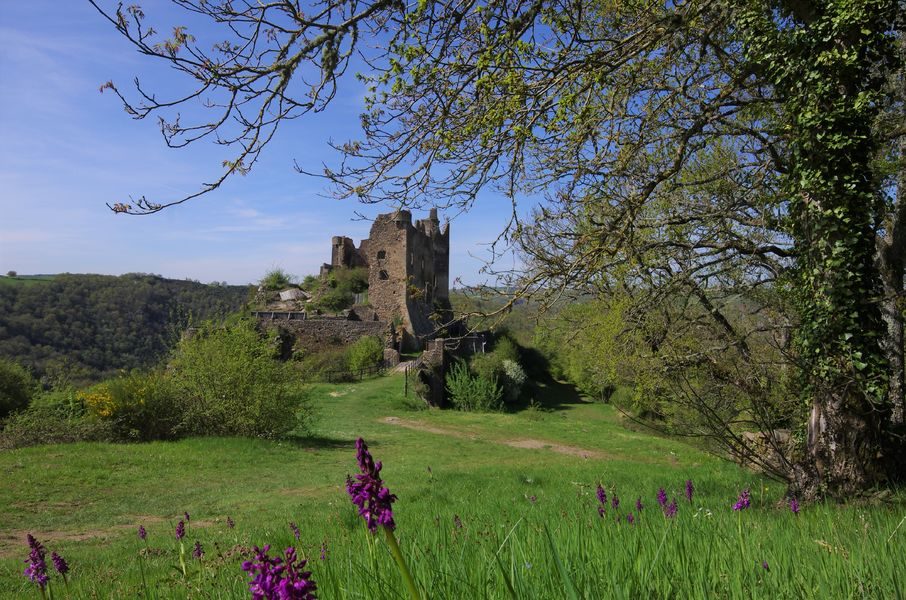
left=79, top=371, right=180, bottom=441
left=0, top=404, right=116, bottom=449
left=260, top=268, right=295, bottom=290
left=445, top=361, right=503, bottom=412
left=316, top=288, right=355, bottom=313
left=501, top=359, right=527, bottom=403
left=168, top=320, right=310, bottom=438
left=0, top=358, right=37, bottom=419
left=297, top=346, right=350, bottom=380
left=346, top=336, right=384, bottom=371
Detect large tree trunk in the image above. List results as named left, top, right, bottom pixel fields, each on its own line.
left=794, top=392, right=887, bottom=500
left=878, top=140, right=905, bottom=427
left=756, top=1, right=899, bottom=498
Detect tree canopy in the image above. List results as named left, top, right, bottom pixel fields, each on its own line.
left=91, top=0, right=904, bottom=498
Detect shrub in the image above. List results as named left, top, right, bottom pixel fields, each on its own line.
left=92, top=371, right=181, bottom=441
left=317, top=288, right=355, bottom=313
left=501, top=359, right=527, bottom=403
left=260, top=268, right=295, bottom=290
left=297, top=346, right=350, bottom=380
left=168, top=320, right=310, bottom=438
left=445, top=361, right=502, bottom=412
left=0, top=358, right=37, bottom=419
left=346, top=336, right=384, bottom=371
left=0, top=404, right=116, bottom=449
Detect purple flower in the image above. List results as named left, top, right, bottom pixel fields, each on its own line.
left=193, top=541, right=204, bottom=559
left=665, top=498, right=678, bottom=518
left=227, top=516, right=235, bottom=529
left=733, top=489, right=751, bottom=511
left=176, top=520, right=186, bottom=540
left=138, top=525, right=147, bottom=541
left=26, top=534, right=45, bottom=556
left=23, top=535, right=48, bottom=589
left=685, top=479, right=694, bottom=503
left=595, top=483, right=607, bottom=507
left=51, top=551, right=69, bottom=576
left=635, top=497, right=644, bottom=512
left=346, top=438, right=397, bottom=533
left=241, top=544, right=318, bottom=600
left=453, top=514, right=463, bottom=530
left=184, top=511, right=191, bottom=523
left=762, top=560, right=769, bottom=571
left=290, top=522, right=301, bottom=540
left=611, top=494, right=620, bottom=510
left=789, top=497, right=799, bottom=515
left=319, top=541, right=327, bottom=561
left=626, top=512, right=634, bottom=525
left=657, top=487, right=668, bottom=507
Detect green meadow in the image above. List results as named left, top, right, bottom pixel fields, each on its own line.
left=1, top=374, right=903, bottom=598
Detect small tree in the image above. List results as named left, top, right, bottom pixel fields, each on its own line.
left=346, top=336, right=384, bottom=372
left=0, top=359, right=37, bottom=419
left=5, top=270, right=16, bottom=278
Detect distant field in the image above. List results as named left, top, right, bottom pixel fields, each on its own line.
left=1, top=375, right=903, bottom=598
left=0, top=274, right=56, bottom=287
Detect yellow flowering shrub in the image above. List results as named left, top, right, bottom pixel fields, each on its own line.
left=78, top=385, right=116, bottom=418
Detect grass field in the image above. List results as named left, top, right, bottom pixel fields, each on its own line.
left=1, top=374, right=904, bottom=598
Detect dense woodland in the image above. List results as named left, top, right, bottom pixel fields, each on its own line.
left=0, top=274, right=250, bottom=383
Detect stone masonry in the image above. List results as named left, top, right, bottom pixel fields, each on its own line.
left=322, top=209, right=452, bottom=350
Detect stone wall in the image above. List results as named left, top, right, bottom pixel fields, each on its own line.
left=262, top=319, right=391, bottom=352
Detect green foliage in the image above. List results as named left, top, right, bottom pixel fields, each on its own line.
left=470, top=333, right=528, bottom=403
left=316, top=288, right=355, bottom=313
left=300, top=274, right=319, bottom=292
left=168, top=320, right=310, bottom=438
left=259, top=268, right=295, bottom=291
left=312, top=267, right=369, bottom=313
left=536, top=298, right=634, bottom=402
left=0, top=273, right=249, bottom=382
left=501, top=359, right=527, bottom=403
left=101, top=371, right=181, bottom=441
left=0, top=403, right=116, bottom=449
left=330, top=267, right=369, bottom=294
left=346, top=336, right=384, bottom=371
left=0, top=358, right=37, bottom=419
left=445, top=360, right=502, bottom=412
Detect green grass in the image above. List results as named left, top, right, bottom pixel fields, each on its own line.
left=0, top=274, right=56, bottom=287
left=1, top=374, right=904, bottom=598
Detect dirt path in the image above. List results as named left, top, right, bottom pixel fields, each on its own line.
left=380, top=416, right=607, bottom=460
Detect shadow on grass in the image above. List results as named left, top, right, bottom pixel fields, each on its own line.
left=283, top=434, right=357, bottom=451
left=508, top=375, right=591, bottom=413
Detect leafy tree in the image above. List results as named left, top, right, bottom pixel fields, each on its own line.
left=168, top=319, right=310, bottom=438
left=346, top=335, right=384, bottom=371
left=91, top=0, right=904, bottom=497
left=0, top=358, right=37, bottom=419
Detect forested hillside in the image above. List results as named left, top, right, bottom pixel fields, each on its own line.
left=0, top=274, right=250, bottom=383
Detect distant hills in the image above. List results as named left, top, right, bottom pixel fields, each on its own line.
left=0, top=273, right=251, bottom=384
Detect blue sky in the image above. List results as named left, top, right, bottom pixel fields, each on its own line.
left=0, top=1, right=520, bottom=285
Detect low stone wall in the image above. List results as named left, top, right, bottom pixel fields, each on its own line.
left=261, top=318, right=391, bottom=351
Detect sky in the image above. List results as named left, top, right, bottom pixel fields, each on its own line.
left=0, top=1, right=521, bottom=286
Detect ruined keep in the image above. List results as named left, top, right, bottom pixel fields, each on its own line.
left=321, top=209, right=452, bottom=350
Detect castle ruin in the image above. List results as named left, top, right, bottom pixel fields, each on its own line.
left=320, top=209, right=452, bottom=350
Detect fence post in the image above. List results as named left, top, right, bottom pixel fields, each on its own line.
left=404, top=365, right=408, bottom=397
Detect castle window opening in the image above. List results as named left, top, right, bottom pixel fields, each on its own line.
left=379, top=270, right=389, bottom=280
left=377, top=250, right=386, bottom=260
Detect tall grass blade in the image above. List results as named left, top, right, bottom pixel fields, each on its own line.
left=544, top=524, right=580, bottom=600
